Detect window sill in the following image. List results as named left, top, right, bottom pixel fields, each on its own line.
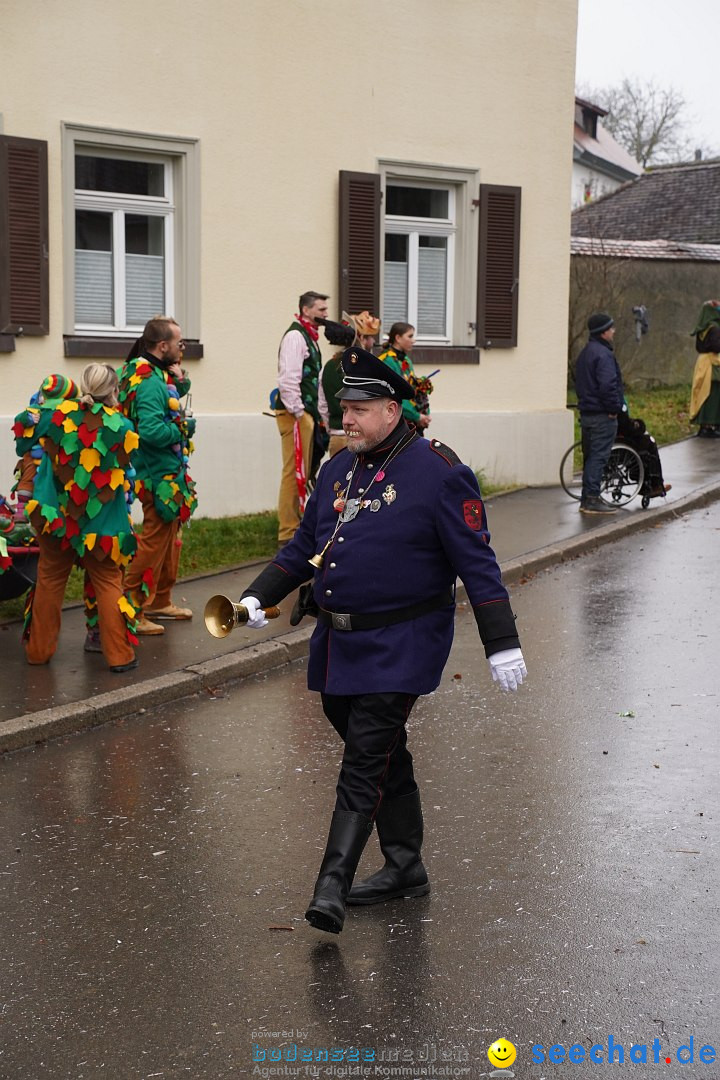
left=412, top=346, right=479, bottom=365
left=63, top=336, right=204, bottom=360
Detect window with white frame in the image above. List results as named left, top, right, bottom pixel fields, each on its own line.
left=383, top=182, right=455, bottom=343
left=62, top=124, right=200, bottom=341
left=74, top=152, right=174, bottom=332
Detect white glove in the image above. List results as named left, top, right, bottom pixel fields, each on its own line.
left=239, top=595, right=268, bottom=629
left=488, top=648, right=527, bottom=692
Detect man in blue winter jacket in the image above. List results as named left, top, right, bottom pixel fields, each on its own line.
left=574, top=312, right=625, bottom=514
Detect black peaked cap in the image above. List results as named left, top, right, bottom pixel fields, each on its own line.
left=336, top=346, right=414, bottom=402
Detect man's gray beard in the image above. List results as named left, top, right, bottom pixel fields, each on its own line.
left=345, top=436, right=381, bottom=455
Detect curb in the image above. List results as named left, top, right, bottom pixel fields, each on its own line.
left=3, top=481, right=720, bottom=754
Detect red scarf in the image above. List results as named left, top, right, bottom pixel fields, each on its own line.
left=296, top=313, right=319, bottom=341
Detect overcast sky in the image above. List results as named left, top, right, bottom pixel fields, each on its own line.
left=576, top=0, right=719, bottom=153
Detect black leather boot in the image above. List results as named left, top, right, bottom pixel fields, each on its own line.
left=305, top=811, right=373, bottom=933
left=347, top=789, right=430, bottom=905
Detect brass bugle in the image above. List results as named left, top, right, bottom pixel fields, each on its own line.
left=204, top=594, right=281, bottom=638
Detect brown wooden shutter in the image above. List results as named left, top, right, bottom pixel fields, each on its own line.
left=0, top=135, right=49, bottom=335
left=338, top=170, right=380, bottom=317
left=477, top=184, right=521, bottom=348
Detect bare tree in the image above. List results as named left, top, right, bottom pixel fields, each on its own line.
left=577, top=78, right=712, bottom=167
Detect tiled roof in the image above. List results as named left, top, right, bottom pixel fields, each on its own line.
left=571, top=236, right=720, bottom=261
left=571, top=159, right=720, bottom=243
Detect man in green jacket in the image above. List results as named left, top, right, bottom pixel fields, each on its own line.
left=119, top=316, right=197, bottom=635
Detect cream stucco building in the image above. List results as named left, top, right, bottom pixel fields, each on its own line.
left=1, top=0, right=577, bottom=517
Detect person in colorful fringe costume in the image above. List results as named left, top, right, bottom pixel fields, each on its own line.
left=12, top=374, right=79, bottom=520
left=119, top=315, right=197, bottom=634
left=12, top=374, right=112, bottom=652
left=321, top=311, right=381, bottom=458
left=275, top=291, right=330, bottom=545
left=23, top=364, right=140, bottom=673
left=690, top=300, right=720, bottom=438
left=378, top=322, right=433, bottom=436
left=11, top=374, right=107, bottom=653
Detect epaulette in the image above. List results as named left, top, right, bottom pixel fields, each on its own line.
left=428, top=438, right=461, bottom=467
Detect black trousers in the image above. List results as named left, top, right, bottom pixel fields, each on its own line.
left=321, top=692, right=419, bottom=819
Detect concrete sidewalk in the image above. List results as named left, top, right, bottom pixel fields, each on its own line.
left=2, top=436, right=719, bottom=752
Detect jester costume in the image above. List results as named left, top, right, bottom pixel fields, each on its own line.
left=12, top=374, right=78, bottom=514
left=10, top=374, right=104, bottom=643
left=118, top=354, right=197, bottom=615
left=23, top=399, right=140, bottom=670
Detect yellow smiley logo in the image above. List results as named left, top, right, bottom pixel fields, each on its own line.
left=487, top=1038, right=517, bottom=1069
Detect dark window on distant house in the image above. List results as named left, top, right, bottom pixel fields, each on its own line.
left=581, top=107, right=598, bottom=139
left=0, top=134, right=49, bottom=336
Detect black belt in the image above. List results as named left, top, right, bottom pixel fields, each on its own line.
left=317, top=589, right=454, bottom=632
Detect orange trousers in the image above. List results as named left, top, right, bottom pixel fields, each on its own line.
left=26, top=534, right=135, bottom=669
left=124, top=490, right=182, bottom=612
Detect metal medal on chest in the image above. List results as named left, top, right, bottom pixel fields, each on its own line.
left=370, top=498, right=382, bottom=512
left=339, top=497, right=362, bottom=522
left=382, top=483, right=397, bottom=505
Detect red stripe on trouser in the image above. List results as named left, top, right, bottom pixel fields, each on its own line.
left=371, top=694, right=414, bottom=819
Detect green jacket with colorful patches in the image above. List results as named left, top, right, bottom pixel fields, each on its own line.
left=118, top=355, right=197, bottom=523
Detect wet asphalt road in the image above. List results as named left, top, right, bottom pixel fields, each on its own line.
left=1, top=503, right=719, bottom=1079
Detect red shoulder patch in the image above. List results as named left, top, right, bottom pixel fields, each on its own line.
left=463, top=499, right=484, bottom=530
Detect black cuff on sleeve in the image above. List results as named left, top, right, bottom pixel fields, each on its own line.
left=473, top=599, right=520, bottom=658
left=244, top=563, right=302, bottom=608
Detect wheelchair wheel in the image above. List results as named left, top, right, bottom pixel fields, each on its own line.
left=559, top=441, right=583, bottom=500
left=601, top=444, right=644, bottom=507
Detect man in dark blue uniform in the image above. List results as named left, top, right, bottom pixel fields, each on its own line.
left=241, top=348, right=527, bottom=934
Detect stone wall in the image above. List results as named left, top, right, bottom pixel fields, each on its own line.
left=569, top=257, right=720, bottom=386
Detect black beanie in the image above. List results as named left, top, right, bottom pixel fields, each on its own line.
left=588, top=312, right=614, bottom=335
